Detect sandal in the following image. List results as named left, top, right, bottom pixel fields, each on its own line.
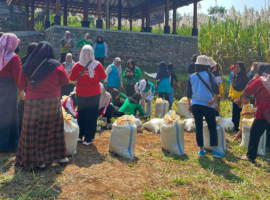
left=239, top=156, right=256, bottom=164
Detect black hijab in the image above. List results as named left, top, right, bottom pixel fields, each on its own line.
left=231, top=61, right=249, bottom=92
left=128, top=59, right=136, bottom=72
left=97, top=36, right=104, bottom=44
left=128, top=93, right=141, bottom=104
left=22, top=41, right=60, bottom=88
left=258, top=63, right=270, bottom=76
left=210, top=64, right=222, bottom=77
left=21, top=42, right=38, bottom=65
left=156, top=62, right=171, bottom=85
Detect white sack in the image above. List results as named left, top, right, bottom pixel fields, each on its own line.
left=133, top=118, right=143, bottom=132
left=143, top=118, right=164, bottom=133
left=64, top=119, right=79, bottom=156
left=183, top=118, right=196, bottom=132
left=178, top=97, right=192, bottom=118
left=218, top=117, right=234, bottom=131
left=240, top=118, right=266, bottom=156
left=155, top=98, right=169, bottom=118
left=109, top=115, right=137, bottom=159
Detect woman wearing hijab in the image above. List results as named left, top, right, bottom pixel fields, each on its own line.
left=135, top=79, right=155, bottom=117
left=60, top=31, right=74, bottom=63
left=18, top=42, right=38, bottom=134
left=240, top=63, right=270, bottom=164
left=70, top=45, right=107, bottom=146
left=123, top=59, right=141, bottom=97
left=187, top=55, right=224, bottom=158
left=209, top=58, right=224, bottom=116
left=94, top=36, right=108, bottom=66
left=76, top=33, right=93, bottom=48
left=229, top=61, right=250, bottom=131
left=118, top=93, right=145, bottom=117
left=15, top=41, right=70, bottom=169
left=98, top=83, right=115, bottom=124
left=0, top=33, right=24, bottom=151
left=61, top=53, right=75, bottom=97
left=111, top=88, right=127, bottom=108
left=104, top=57, right=123, bottom=94
left=156, top=62, right=171, bottom=102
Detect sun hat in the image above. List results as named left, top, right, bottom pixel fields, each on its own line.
left=139, top=79, right=147, bottom=91
left=208, top=57, right=217, bottom=68
left=195, top=55, right=210, bottom=66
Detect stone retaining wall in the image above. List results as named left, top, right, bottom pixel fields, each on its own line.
left=12, top=31, right=45, bottom=51
left=45, top=25, right=198, bottom=69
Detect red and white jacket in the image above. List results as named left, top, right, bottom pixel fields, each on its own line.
left=62, top=97, right=78, bottom=118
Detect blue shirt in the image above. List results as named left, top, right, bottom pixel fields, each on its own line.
left=186, top=71, right=219, bottom=108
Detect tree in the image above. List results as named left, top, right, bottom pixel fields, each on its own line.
left=208, top=6, right=227, bottom=16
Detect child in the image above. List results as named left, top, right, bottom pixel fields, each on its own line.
left=118, top=93, right=145, bottom=117
left=228, top=65, right=234, bottom=84
left=233, top=93, right=254, bottom=141
left=111, top=88, right=128, bottom=108
left=62, top=87, right=78, bottom=118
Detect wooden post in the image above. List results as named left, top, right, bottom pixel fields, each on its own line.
left=81, top=0, right=90, bottom=27
left=129, top=10, right=133, bottom=31
left=63, top=0, right=67, bottom=26
left=45, top=0, right=50, bottom=29
left=25, top=4, right=29, bottom=31
left=141, top=10, right=145, bottom=32
left=164, top=0, right=170, bottom=34
left=30, top=0, right=35, bottom=30
left=173, top=0, right=177, bottom=34
left=106, top=0, right=110, bottom=29
left=145, top=0, right=151, bottom=32
left=96, top=0, right=103, bottom=28
left=118, top=0, right=122, bottom=30
left=54, top=0, right=61, bottom=25
left=192, top=0, right=198, bottom=36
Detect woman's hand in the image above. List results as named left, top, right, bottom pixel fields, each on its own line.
left=188, top=105, right=192, bottom=113
left=207, top=99, right=215, bottom=107
left=252, top=74, right=260, bottom=81
left=215, top=104, right=220, bottom=112
left=230, top=98, right=234, bottom=103
left=99, top=115, right=103, bottom=119
left=129, top=72, right=134, bottom=76
left=19, top=90, right=25, bottom=101
left=221, top=94, right=225, bottom=101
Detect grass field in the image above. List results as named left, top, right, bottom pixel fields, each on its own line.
left=3, top=54, right=269, bottom=199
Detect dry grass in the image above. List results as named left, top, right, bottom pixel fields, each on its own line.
left=0, top=129, right=270, bottom=200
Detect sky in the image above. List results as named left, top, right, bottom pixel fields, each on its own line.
left=177, top=0, right=267, bottom=15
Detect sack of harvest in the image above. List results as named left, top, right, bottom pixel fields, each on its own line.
left=155, top=98, right=169, bottom=118
left=183, top=118, right=196, bottom=132
left=133, top=118, right=143, bottom=132
left=203, top=119, right=226, bottom=154
left=62, top=107, right=79, bottom=156
left=109, top=115, right=137, bottom=159
left=143, top=118, right=164, bottom=133
left=161, top=111, right=185, bottom=156
left=217, top=117, right=234, bottom=131
left=240, top=118, right=266, bottom=156
left=178, top=97, right=192, bottom=118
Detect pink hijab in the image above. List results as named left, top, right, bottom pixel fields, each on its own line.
left=0, top=33, right=19, bottom=71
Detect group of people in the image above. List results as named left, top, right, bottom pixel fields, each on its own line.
left=187, top=54, right=270, bottom=163
left=0, top=30, right=269, bottom=169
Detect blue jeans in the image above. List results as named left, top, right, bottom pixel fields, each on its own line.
left=169, top=87, right=174, bottom=108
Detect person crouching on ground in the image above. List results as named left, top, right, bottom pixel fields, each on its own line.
left=186, top=55, right=224, bottom=158
left=118, top=93, right=145, bottom=117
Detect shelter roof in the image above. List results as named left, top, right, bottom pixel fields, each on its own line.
left=7, top=0, right=202, bottom=20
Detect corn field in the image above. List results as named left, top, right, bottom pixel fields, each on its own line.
left=33, top=6, right=270, bottom=74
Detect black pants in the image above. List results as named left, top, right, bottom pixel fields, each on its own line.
left=232, top=102, right=242, bottom=132
left=61, top=84, right=75, bottom=97
left=98, top=104, right=115, bottom=123
left=61, top=53, right=67, bottom=63
left=247, top=119, right=270, bottom=160
left=95, top=57, right=104, bottom=67
left=192, top=104, right=218, bottom=147
left=158, top=92, right=170, bottom=102
left=126, top=84, right=136, bottom=97
left=77, top=94, right=100, bottom=142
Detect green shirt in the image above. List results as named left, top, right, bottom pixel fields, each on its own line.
left=123, top=67, right=141, bottom=85
left=111, top=93, right=127, bottom=106
left=76, top=39, right=93, bottom=48
left=119, top=99, right=145, bottom=117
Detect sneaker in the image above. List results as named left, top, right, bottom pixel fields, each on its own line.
left=78, top=138, right=83, bottom=142
left=83, top=141, right=93, bottom=146
left=213, top=150, right=225, bottom=158
left=60, top=158, right=69, bottom=163
left=198, top=151, right=206, bottom=156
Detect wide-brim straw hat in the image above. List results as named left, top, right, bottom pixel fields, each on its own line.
left=208, top=57, right=217, bottom=68
left=195, top=55, right=210, bottom=66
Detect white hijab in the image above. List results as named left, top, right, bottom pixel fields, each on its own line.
left=84, top=33, right=92, bottom=43
left=99, top=83, right=112, bottom=109
left=63, top=31, right=72, bottom=44
left=65, top=53, right=75, bottom=75
left=79, top=45, right=99, bottom=78
left=112, top=57, right=123, bottom=87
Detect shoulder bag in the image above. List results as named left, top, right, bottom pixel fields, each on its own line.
left=75, top=60, right=93, bottom=87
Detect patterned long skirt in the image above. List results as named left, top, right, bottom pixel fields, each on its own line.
left=15, top=97, right=67, bottom=168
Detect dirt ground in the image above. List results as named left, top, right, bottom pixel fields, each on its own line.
left=0, top=130, right=200, bottom=200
